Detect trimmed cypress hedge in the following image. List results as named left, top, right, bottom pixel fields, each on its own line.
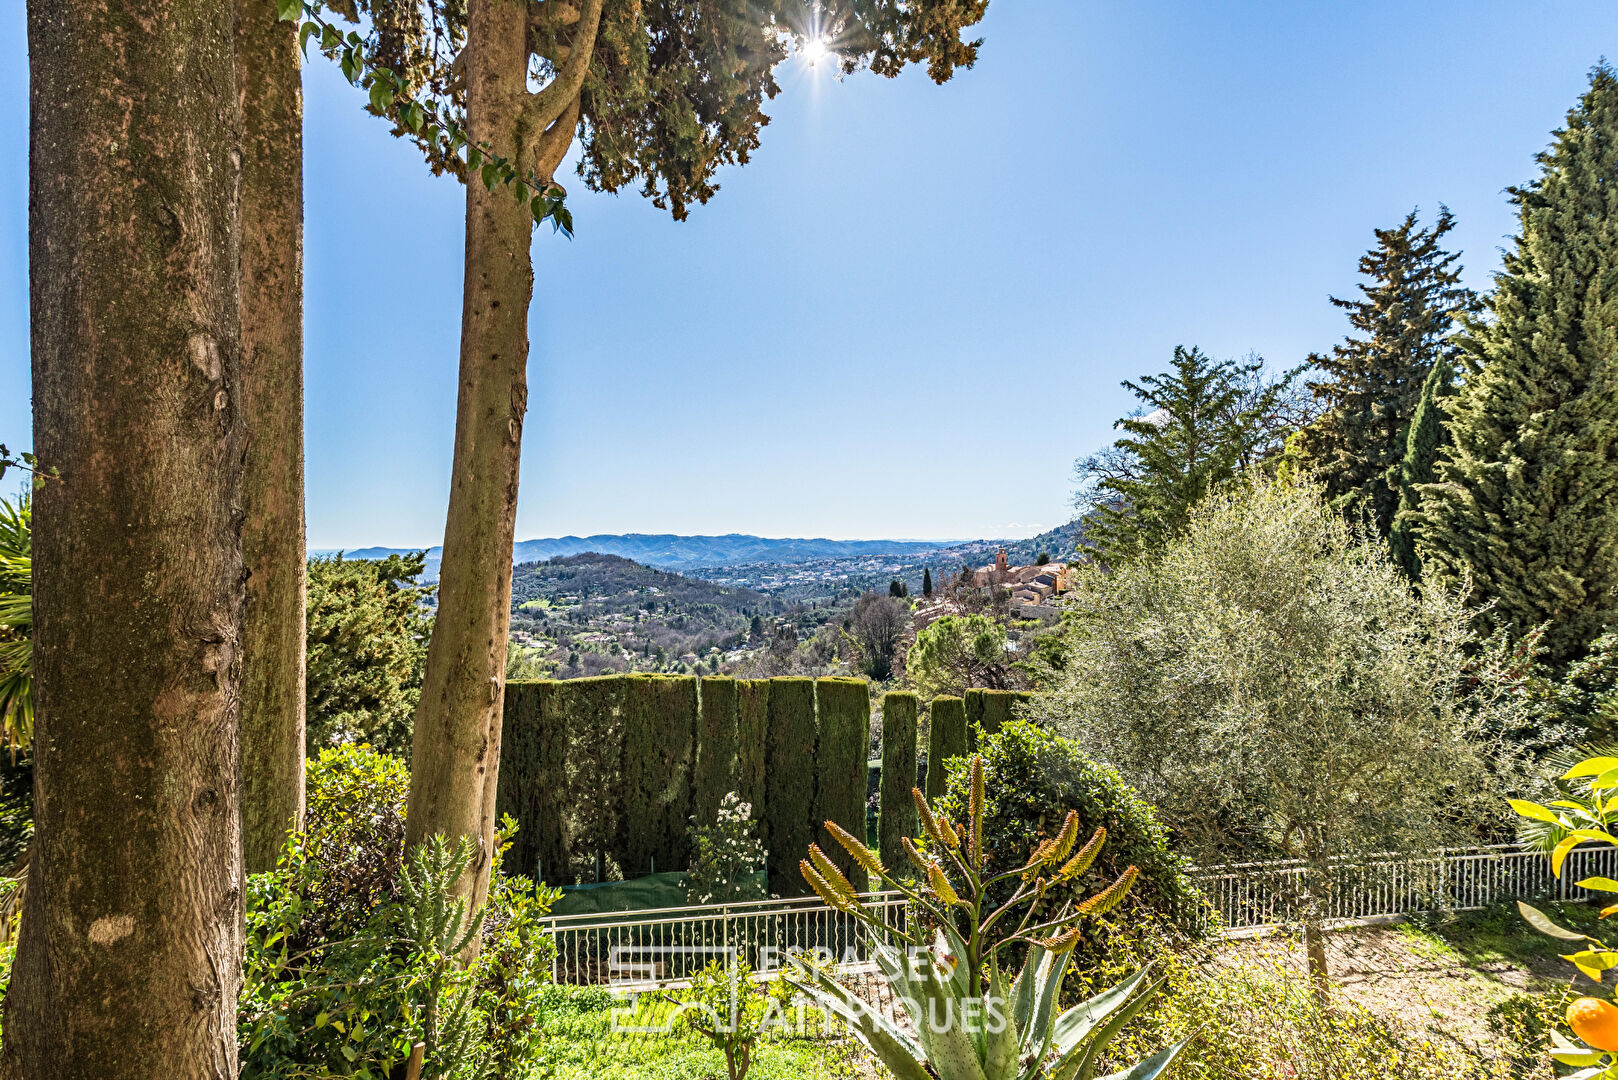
left=965, top=688, right=1031, bottom=746
left=619, top=674, right=698, bottom=877
left=879, top=691, right=919, bottom=871
left=737, top=680, right=771, bottom=820
left=693, top=676, right=740, bottom=827
left=814, top=678, right=872, bottom=892
left=550, top=676, right=627, bottom=884
left=763, top=677, right=817, bottom=897
left=496, top=680, right=567, bottom=883
left=926, top=695, right=968, bottom=800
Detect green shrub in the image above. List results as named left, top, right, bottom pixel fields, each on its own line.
left=877, top=691, right=918, bottom=871
left=695, top=676, right=740, bottom=826
left=737, top=679, right=770, bottom=817
left=763, top=677, right=817, bottom=896
left=812, top=678, right=871, bottom=893
left=678, top=957, right=800, bottom=1080
left=241, top=748, right=561, bottom=1080
left=685, top=791, right=769, bottom=905
left=935, top=721, right=1207, bottom=963
left=619, top=674, right=697, bottom=877
left=925, top=695, right=967, bottom=800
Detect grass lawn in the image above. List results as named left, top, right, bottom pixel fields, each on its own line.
left=528, top=984, right=870, bottom=1080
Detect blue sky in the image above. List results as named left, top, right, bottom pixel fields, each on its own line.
left=3, top=1, right=1616, bottom=548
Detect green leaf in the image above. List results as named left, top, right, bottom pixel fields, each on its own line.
left=1563, top=948, right=1618, bottom=981
left=299, top=21, right=318, bottom=54
left=1511, top=799, right=1564, bottom=824
left=1578, top=877, right=1618, bottom=893
left=1519, top=900, right=1594, bottom=942
left=276, top=0, right=302, bottom=22
left=369, top=81, right=394, bottom=112
left=1095, top=1040, right=1190, bottom=1080
left=1563, top=757, right=1618, bottom=779
left=341, top=1044, right=357, bottom=1062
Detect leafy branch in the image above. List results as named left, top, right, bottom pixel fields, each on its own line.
left=278, top=0, right=574, bottom=236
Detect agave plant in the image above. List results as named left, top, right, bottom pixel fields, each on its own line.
left=789, top=755, right=1186, bottom=1080
left=0, top=492, right=31, bottom=756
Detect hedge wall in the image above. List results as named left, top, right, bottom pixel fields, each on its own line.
left=619, top=674, right=698, bottom=877
left=879, top=692, right=919, bottom=872
left=496, top=680, right=566, bottom=883
left=737, top=680, right=771, bottom=818
left=693, top=676, right=740, bottom=827
left=965, top=688, right=1031, bottom=746
left=763, top=677, right=817, bottom=897
left=814, top=678, right=872, bottom=893
left=926, top=695, right=968, bottom=800
left=550, top=676, right=627, bottom=884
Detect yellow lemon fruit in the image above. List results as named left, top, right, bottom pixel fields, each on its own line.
left=1568, top=996, right=1618, bottom=1051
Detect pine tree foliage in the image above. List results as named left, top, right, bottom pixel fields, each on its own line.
left=1074, top=346, right=1301, bottom=565
left=1388, top=357, right=1456, bottom=580
left=1419, top=66, right=1618, bottom=664
left=1298, top=209, right=1477, bottom=536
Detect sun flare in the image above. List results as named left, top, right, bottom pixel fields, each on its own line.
left=802, top=36, right=830, bottom=66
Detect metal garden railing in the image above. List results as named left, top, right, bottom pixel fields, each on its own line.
left=538, top=845, right=1616, bottom=989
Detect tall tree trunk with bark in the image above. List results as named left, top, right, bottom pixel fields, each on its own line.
left=237, top=0, right=308, bottom=875
left=403, top=0, right=603, bottom=923
left=6, top=0, right=245, bottom=1072
left=404, top=0, right=534, bottom=917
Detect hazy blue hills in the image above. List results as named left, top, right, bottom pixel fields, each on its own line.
left=321, top=532, right=964, bottom=575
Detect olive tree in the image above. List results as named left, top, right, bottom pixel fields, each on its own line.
left=290, top=0, right=990, bottom=918
left=1030, top=477, right=1519, bottom=998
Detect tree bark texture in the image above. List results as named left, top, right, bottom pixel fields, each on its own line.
left=236, top=0, right=307, bottom=875
left=7, top=0, right=245, bottom=1072
left=404, top=0, right=532, bottom=922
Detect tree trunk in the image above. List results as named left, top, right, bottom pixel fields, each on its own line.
left=404, top=0, right=531, bottom=923
left=7, top=0, right=245, bottom=1071
left=1302, top=849, right=1331, bottom=1005
left=237, top=0, right=307, bottom=875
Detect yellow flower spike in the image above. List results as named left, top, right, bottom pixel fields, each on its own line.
left=913, top=787, right=947, bottom=847
left=808, top=843, right=857, bottom=903
left=901, top=835, right=931, bottom=874
left=927, top=862, right=963, bottom=906
left=825, top=819, right=886, bottom=878
left=1059, top=827, right=1107, bottom=882
left=801, top=859, right=847, bottom=912
left=1022, top=838, right=1056, bottom=881
left=969, top=756, right=985, bottom=865
left=1076, top=865, right=1138, bottom=917
left=1050, top=811, right=1080, bottom=863
left=938, top=816, right=960, bottom=849
left=1037, top=926, right=1083, bottom=954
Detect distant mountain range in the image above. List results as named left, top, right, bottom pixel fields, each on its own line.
left=316, top=523, right=1086, bottom=581
left=321, top=533, right=966, bottom=576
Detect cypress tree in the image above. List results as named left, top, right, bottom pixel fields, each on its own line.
left=693, top=676, right=740, bottom=827
left=813, top=678, right=872, bottom=893
left=1419, top=66, right=1618, bottom=665
left=925, top=695, right=968, bottom=800
left=1388, top=357, right=1455, bottom=580
left=879, top=692, right=920, bottom=871
left=1298, top=209, right=1476, bottom=536
left=495, top=680, right=568, bottom=884
left=550, top=676, right=626, bottom=882
left=965, top=688, right=1029, bottom=744
left=922, top=567, right=933, bottom=597
left=763, top=677, right=817, bottom=896
left=619, top=674, right=698, bottom=877
left=737, top=679, right=771, bottom=818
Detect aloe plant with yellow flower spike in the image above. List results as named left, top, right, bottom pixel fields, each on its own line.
left=789, top=755, right=1186, bottom=1080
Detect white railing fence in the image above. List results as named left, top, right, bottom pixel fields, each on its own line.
left=538, top=844, right=1614, bottom=990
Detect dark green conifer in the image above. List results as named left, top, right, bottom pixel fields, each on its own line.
left=925, top=695, right=967, bottom=800
left=878, top=692, right=919, bottom=871
left=1298, top=209, right=1476, bottom=536
left=922, top=568, right=933, bottom=597
left=1387, top=357, right=1455, bottom=580
left=1420, top=67, right=1618, bottom=664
